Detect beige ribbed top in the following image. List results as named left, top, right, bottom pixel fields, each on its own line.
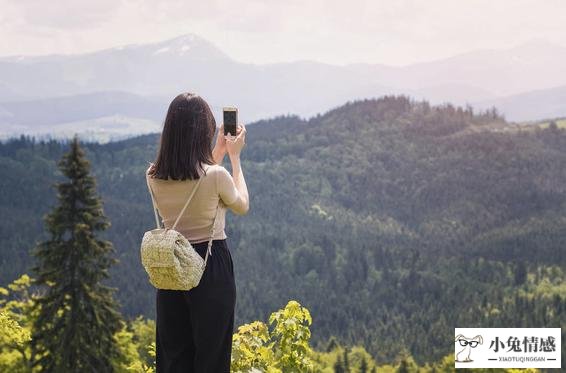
left=145, top=163, right=241, bottom=244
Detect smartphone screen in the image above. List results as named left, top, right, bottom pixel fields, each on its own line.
left=223, top=108, right=237, bottom=136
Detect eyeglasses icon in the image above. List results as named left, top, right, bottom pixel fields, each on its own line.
left=458, top=339, right=479, bottom=348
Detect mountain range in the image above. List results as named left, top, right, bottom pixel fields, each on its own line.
left=1, top=95, right=565, bottom=364
left=1, top=33, right=565, bottom=141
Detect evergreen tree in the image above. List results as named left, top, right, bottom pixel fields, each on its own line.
left=333, top=355, right=345, bottom=373
left=360, top=356, right=368, bottom=373
left=397, top=359, right=410, bottom=373
left=514, top=260, right=528, bottom=286
left=343, top=345, right=350, bottom=372
left=29, top=135, right=123, bottom=372
left=326, top=335, right=339, bottom=352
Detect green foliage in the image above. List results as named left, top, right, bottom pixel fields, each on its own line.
left=127, top=316, right=157, bottom=369
left=0, top=311, right=31, bottom=371
left=111, top=316, right=156, bottom=373
left=231, top=321, right=275, bottom=372
left=231, top=300, right=315, bottom=372
left=395, top=352, right=418, bottom=373
left=0, top=273, right=156, bottom=373
left=1, top=97, right=565, bottom=367
left=0, top=275, right=547, bottom=372
left=312, top=343, right=381, bottom=373
left=112, top=326, right=141, bottom=373
left=268, top=300, right=314, bottom=371
left=0, top=311, right=30, bottom=346
left=0, top=274, right=36, bottom=372
left=29, top=135, right=124, bottom=372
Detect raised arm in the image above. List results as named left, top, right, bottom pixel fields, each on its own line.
left=221, top=123, right=249, bottom=215
left=217, top=163, right=249, bottom=215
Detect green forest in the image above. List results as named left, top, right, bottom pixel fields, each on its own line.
left=0, top=95, right=564, bottom=371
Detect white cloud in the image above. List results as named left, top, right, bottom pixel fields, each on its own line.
left=0, top=0, right=565, bottom=65
left=1, top=0, right=120, bottom=30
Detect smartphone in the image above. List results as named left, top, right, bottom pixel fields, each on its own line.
left=223, top=107, right=238, bottom=137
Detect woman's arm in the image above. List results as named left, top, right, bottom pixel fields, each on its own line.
left=212, top=124, right=229, bottom=165
left=212, top=144, right=226, bottom=165
left=224, top=123, right=249, bottom=214
left=228, top=154, right=249, bottom=214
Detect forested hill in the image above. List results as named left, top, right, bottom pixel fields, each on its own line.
left=1, top=95, right=565, bottom=366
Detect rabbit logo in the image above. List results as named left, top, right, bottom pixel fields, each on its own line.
left=455, top=334, right=483, bottom=362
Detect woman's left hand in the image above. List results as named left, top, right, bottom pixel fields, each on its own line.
left=214, top=123, right=242, bottom=164
left=215, top=124, right=227, bottom=154
left=215, top=123, right=243, bottom=152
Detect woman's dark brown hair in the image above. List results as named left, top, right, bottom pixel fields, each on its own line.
left=148, top=92, right=216, bottom=180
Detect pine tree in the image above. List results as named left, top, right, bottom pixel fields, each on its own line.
left=30, top=135, right=123, bottom=372
left=360, top=356, right=368, bottom=373
left=343, top=345, right=350, bottom=372
left=397, top=359, right=409, bottom=373
left=333, top=355, right=345, bottom=373
left=514, top=260, right=527, bottom=286
left=326, top=335, right=339, bottom=352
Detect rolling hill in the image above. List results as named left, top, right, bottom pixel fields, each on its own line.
left=2, top=34, right=566, bottom=141
left=0, top=95, right=565, bottom=365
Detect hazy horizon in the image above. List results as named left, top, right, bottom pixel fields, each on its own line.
left=1, top=0, right=565, bottom=66
left=1, top=33, right=565, bottom=69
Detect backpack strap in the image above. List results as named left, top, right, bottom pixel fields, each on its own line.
left=203, top=203, right=220, bottom=268
left=171, top=176, right=205, bottom=231
left=146, top=164, right=221, bottom=268
left=145, top=172, right=163, bottom=229
left=146, top=166, right=206, bottom=229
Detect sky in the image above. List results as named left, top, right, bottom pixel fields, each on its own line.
left=1, top=0, right=565, bottom=66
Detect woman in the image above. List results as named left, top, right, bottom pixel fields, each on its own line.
left=145, top=92, right=249, bottom=372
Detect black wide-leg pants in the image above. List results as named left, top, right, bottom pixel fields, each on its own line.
left=155, top=239, right=236, bottom=373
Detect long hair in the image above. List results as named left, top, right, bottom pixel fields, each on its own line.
left=149, top=92, right=216, bottom=180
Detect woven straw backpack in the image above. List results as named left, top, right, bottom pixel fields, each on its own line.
left=140, top=165, right=220, bottom=290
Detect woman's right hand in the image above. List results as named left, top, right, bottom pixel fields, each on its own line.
left=226, top=124, right=246, bottom=158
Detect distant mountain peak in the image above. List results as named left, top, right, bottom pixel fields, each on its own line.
left=99, top=32, right=230, bottom=60
left=166, top=33, right=200, bottom=43
left=147, top=32, right=230, bottom=60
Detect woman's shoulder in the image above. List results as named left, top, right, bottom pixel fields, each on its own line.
left=145, top=163, right=168, bottom=183
left=146, top=163, right=155, bottom=178
left=144, top=163, right=227, bottom=181
left=205, top=165, right=233, bottom=189
left=205, top=163, right=230, bottom=176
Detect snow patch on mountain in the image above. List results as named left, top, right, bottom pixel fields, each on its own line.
left=153, top=47, right=170, bottom=55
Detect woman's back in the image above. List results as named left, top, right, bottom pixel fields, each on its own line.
left=148, top=92, right=248, bottom=372
left=146, top=162, right=245, bottom=244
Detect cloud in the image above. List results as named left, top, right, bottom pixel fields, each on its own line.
left=0, top=0, right=121, bottom=30
left=0, top=0, right=565, bottom=65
